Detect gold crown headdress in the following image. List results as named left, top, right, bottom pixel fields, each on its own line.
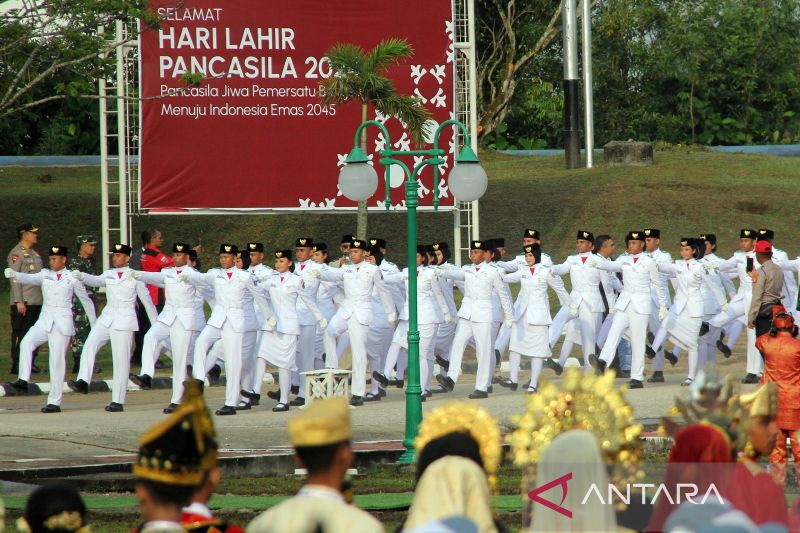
left=509, top=370, right=643, bottom=498
left=415, top=402, right=502, bottom=492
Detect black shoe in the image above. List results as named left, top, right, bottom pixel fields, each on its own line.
left=491, top=375, right=502, bottom=384
left=436, top=374, right=455, bottom=392
left=41, top=404, right=61, bottom=413
left=431, top=385, right=448, bottom=394
left=289, top=396, right=306, bottom=407
left=130, top=374, right=151, bottom=390
left=645, top=345, right=656, bottom=359
left=665, top=351, right=678, bottom=366
left=290, top=385, right=300, bottom=395
left=498, top=378, right=518, bottom=391
left=646, top=371, right=664, bottom=383
left=486, top=385, right=493, bottom=393
left=272, top=402, right=290, bottom=412
left=390, top=379, right=404, bottom=388
left=154, top=358, right=165, bottom=370
left=215, top=405, right=237, bottom=416
left=31, top=364, right=41, bottom=374
left=495, top=349, right=502, bottom=367
left=699, top=322, right=710, bottom=336
left=741, top=373, right=759, bottom=384
left=526, top=386, right=538, bottom=394
left=618, top=370, right=631, bottom=379
left=544, top=358, right=564, bottom=376
left=363, top=392, right=382, bottom=402
left=7, top=379, right=29, bottom=393
left=241, top=390, right=261, bottom=405
left=235, top=400, right=252, bottom=411
left=67, top=379, right=89, bottom=394
left=378, top=388, right=387, bottom=398
left=468, top=389, right=489, bottom=399
left=372, top=371, right=389, bottom=387
left=589, top=354, right=606, bottom=374
left=717, top=340, right=732, bottom=358
left=105, top=402, right=123, bottom=412
left=163, top=403, right=179, bottom=414
left=628, top=379, right=644, bottom=389
left=647, top=332, right=655, bottom=344
left=421, top=394, right=427, bottom=402
left=208, top=364, right=222, bottom=385
left=423, top=389, right=432, bottom=398
left=266, top=390, right=281, bottom=401
left=435, top=355, right=450, bottom=371
left=350, top=395, right=364, bottom=407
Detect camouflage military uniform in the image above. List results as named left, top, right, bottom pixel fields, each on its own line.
left=69, top=254, right=98, bottom=358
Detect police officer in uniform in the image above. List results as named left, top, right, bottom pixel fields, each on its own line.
left=69, top=235, right=99, bottom=374
left=7, top=223, right=44, bottom=375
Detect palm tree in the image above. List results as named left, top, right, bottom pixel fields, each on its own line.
left=321, top=38, right=432, bottom=239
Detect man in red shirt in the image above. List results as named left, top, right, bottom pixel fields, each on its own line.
left=756, top=309, right=800, bottom=486
left=140, top=228, right=174, bottom=309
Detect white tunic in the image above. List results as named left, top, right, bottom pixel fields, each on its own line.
left=83, top=268, right=157, bottom=330
left=443, top=262, right=514, bottom=323
left=136, top=266, right=206, bottom=331
left=318, top=261, right=393, bottom=325
left=14, top=269, right=96, bottom=335
left=598, top=254, right=667, bottom=315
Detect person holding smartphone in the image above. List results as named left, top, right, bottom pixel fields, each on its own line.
left=748, top=240, right=785, bottom=337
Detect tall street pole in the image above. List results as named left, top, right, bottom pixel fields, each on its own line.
left=582, top=0, right=594, bottom=168
left=563, top=0, right=581, bottom=169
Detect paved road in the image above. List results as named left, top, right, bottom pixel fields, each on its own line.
left=0, top=349, right=758, bottom=465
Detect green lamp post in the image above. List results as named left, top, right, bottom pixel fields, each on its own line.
left=337, top=119, right=488, bottom=463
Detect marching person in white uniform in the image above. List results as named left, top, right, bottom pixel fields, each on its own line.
left=435, top=240, right=514, bottom=399
left=305, top=239, right=395, bottom=407
left=647, top=238, right=726, bottom=386
left=499, top=244, right=572, bottom=393
left=588, top=231, right=668, bottom=388
left=310, top=243, right=339, bottom=370
left=373, top=245, right=449, bottom=399
left=696, top=234, right=732, bottom=374
left=642, top=228, right=675, bottom=383
left=67, top=243, right=158, bottom=412
left=245, top=249, right=325, bottom=412
left=288, top=237, right=322, bottom=406
left=4, top=246, right=96, bottom=412
left=184, top=244, right=263, bottom=415
left=129, top=242, right=206, bottom=414
left=431, top=242, right=459, bottom=375
left=547, top=231, right=614, bottom=375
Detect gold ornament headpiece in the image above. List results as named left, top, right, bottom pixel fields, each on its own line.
left=508, top=370, right=643, bottom=491
left=414, top=402, right=502, bottom=492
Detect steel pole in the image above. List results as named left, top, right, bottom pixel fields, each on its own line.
left=582, top=0, right=594, bottom=168
left=562, top=0, right=581, bottom=169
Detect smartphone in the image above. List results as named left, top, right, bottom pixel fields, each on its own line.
left=746, top=257, right=754, bottom=273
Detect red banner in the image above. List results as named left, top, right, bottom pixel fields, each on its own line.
left=139, top=0, right=455, bottom=212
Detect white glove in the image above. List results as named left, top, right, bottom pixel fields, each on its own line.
left=444, top=312, right=452, bottom=324
left=123, top=270, right=136, bottom=281
left=433, top=269, right=445, bottom=278
left=70, top=270, right=84, bottom=281
left=721, top=303, right=729, bottom=312
left=318, top=317, right=328, bottom=330
left=388, top=312, right=398, bottom=323
left=504, top=318, right=514, bottom=329
left=305, top=269, right=321, bottom=279
left=584, top=258, right=599, bottom=269
left=3, top=268, right=14, bottom=279
left=609, top=307, right=616, bottom=314
left=265, top=316, right=277, bottom=331
left=569, top=305, right=578, bottom=318
left=659, top=306, right=668, bottom=321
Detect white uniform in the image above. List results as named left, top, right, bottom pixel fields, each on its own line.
left=186, top=267, right=262, bottom=408
left=365, top=260, right=402, bottom=394
left=79, top=268, right=158, bottom=404
left=550, top=252, right=615, bottom=369
left=251, top=270, right=322, bottom=406
left=12, top=269, right=95, bottom=406
left=502, top=263, right=571, bottom=390
left=652, top=259, right=726, bottom=382
left=597, top=254, right=668, bottom=382
left=383, top=265, right=449, bottom=392
left=136, top=266, right=207, bottom=405
left=433, top=262, right=459, bottom=359
left=711, top=250, right=763, bottom=376
left=316, top=261, right=394, bottom=399
left=291, top=259, right=322, bottom=396
left=441, top=262, right=514, bottom=392
left=647, top=248, right=674, bottom=372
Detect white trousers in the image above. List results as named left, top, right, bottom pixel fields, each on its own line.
left=324, top=312, right=370, bottom=397
left=599, top=308, right=649, bottom=382
left=240, top=330, right=260, bottom=393
left=20, top=321, right=70, bottom=406
left=192, top=323, right=251, bottom=407
left=549, top=306, right=574, bottom=347
left=446, top=319, right=492, bottom=392
left=709, top=298, right=762, bottom=375
left=78, top=324, right=133, bottom=404
left=165, top=322, right=196, bottom=405
left=435, top=321, right=456, bottom=358
left=193, top=325, right=222, bottom=379
left=141, top=321, right=170, bottom=377
left=292, top=324, right=318, bottom=395
left=367, top=326, right=394, bottom=394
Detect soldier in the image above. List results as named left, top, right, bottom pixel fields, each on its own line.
left=185, top=244, right=264, bottom=415
left=4, top=246, right=96, bottom=413
left=435, top=240, right=514, bottom=399
left=7, top=223, right=43, bottom=375
left=130, top=243, right=208, bottom=414
left=306, top=239, right=395, bottom=406
left=246, top=398, right=384, bottom=533
left=757, top=229, right=797, bottom=313
left=68, top=243, right=158, bottom=412
left=68, top=235, right=99, bottom=374
left=589, top=231, right=668, bottom=389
